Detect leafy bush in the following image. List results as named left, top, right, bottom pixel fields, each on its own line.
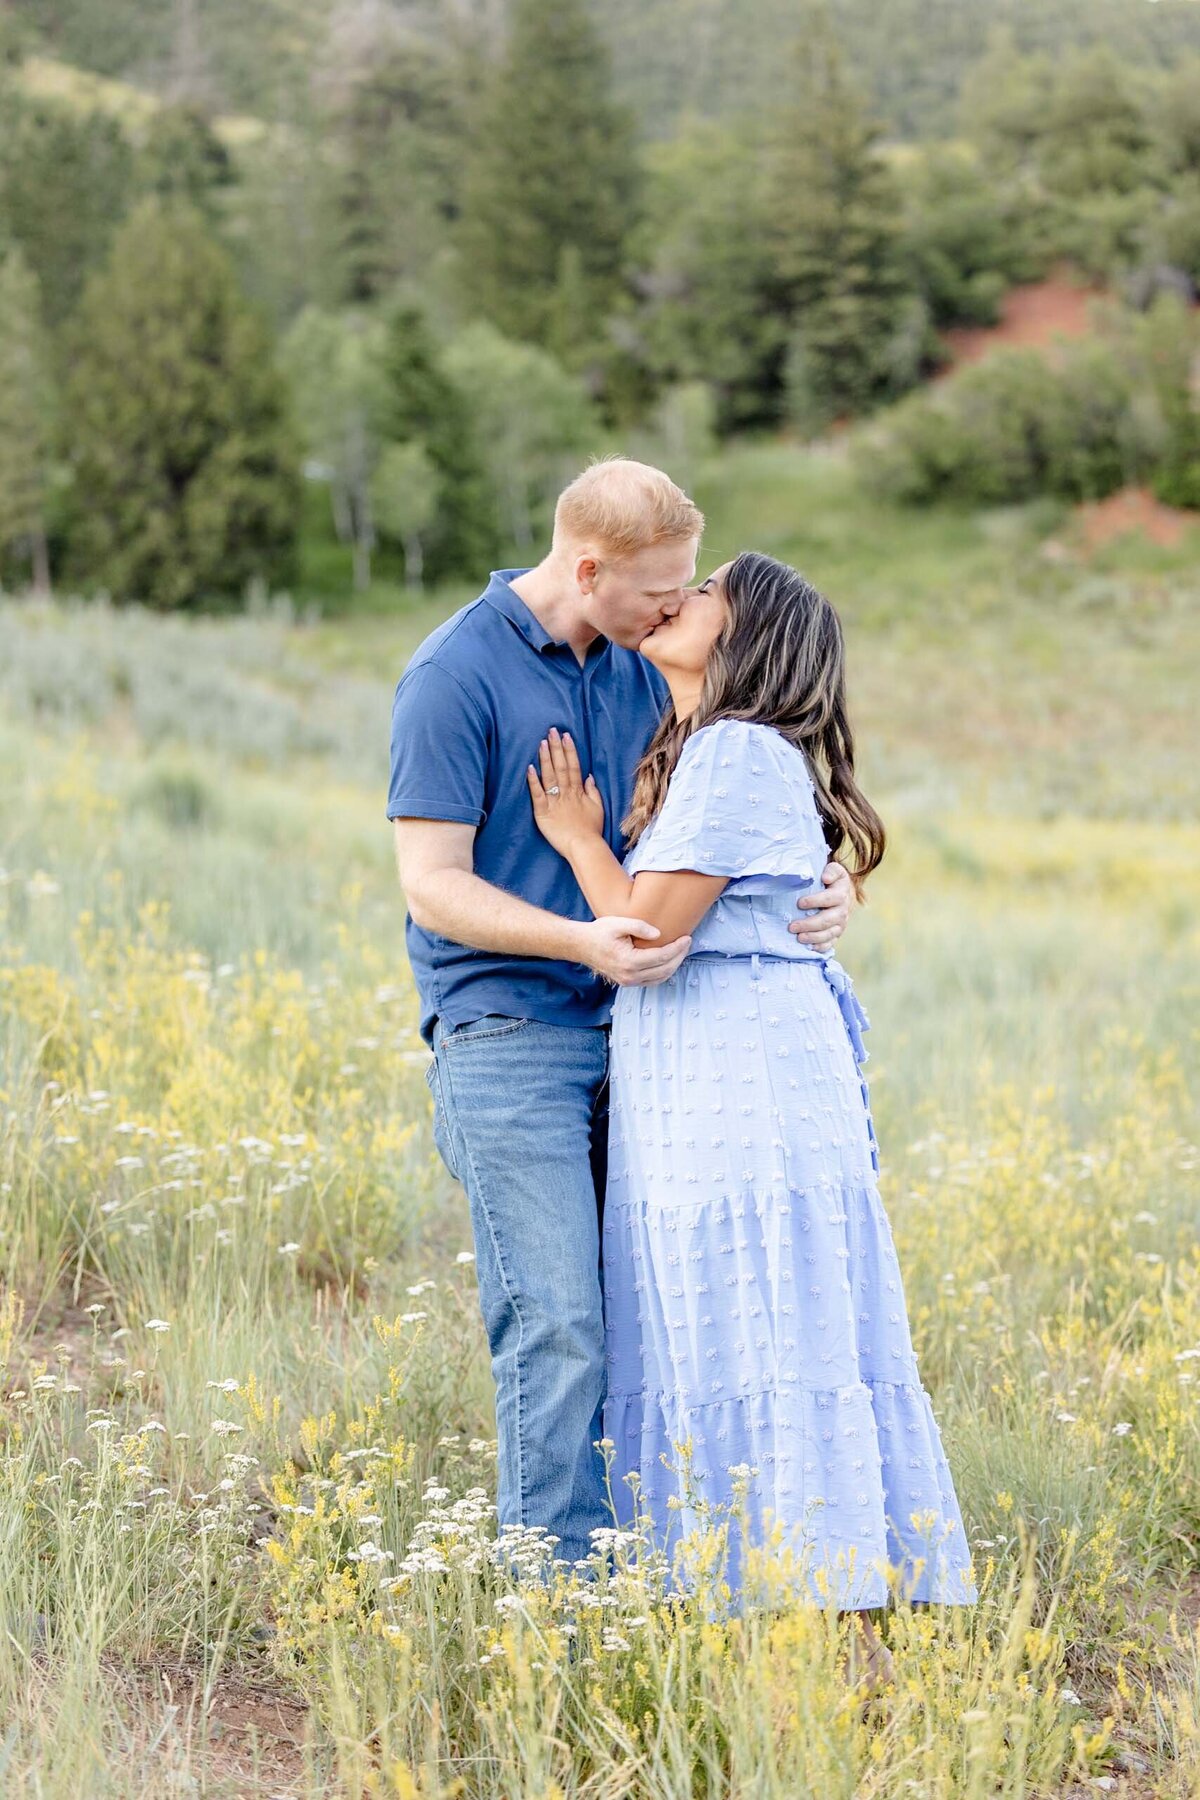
left=130, top=762, right=222, bottom=832
left=854, top=331, right=1175, bottom=507
left=1137, top=293, right=1200, bottom=509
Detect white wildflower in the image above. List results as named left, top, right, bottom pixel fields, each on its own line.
left=348, top=1541, right=394, bottom=1564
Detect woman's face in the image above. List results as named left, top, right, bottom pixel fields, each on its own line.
left=638, top=560, right=732, bottom=674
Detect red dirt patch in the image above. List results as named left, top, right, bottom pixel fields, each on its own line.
left=940, top=270, right=1100, bottom=372
left=1074, top=485, right=1195, bottom=551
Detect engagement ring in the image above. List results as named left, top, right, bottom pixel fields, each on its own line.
left=548, top=784, right=560, bottom=795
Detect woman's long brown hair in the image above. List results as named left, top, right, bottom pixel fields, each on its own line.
left=622, top=551, right=886, bottom=899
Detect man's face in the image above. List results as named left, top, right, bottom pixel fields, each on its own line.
left=576, top=539, right=699, bottom=650
left=639, top=561, right=732, bottom=674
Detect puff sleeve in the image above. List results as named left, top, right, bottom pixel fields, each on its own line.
left=623, top=718, right=823, bottom=886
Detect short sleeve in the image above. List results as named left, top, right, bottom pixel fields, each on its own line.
left=624, top=718, right=820, bottom=882
left=386, top=661, right=489, bottom=826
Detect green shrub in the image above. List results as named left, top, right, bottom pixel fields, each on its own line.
left=1137, top=293, right=1200, bottom=510
left=854, top=330, right=1175, bottom=508
left=130, top=762, right=221, bottom=832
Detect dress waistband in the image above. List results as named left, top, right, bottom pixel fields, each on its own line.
left=684, top=949, right=872, bottom=1067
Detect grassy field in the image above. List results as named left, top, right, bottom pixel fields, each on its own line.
left=0, top=443, right=1197, bottom=1796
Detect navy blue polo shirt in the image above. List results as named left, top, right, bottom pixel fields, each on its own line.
left=386, top=569, right=670, bottom=1046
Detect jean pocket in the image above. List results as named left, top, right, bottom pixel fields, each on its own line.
left=442, top=1014, right=529, bottom=1047
left=424, top=1054, right=460, bottom=1182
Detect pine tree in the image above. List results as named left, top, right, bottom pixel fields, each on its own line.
left=458, top=0, right=639, bottom=355
left=66, top=199, right=300, bottom=609
left=768, top=3, right=924, bottom=432
left=315, top=33, right=463, bottom=307
left=634, top=119, right=788, bottom=431
left=380, top=304, right=500, bottom=581
left=0, top=95, right=135, bottom=327
left=0, top=248, right=56, bottom=593
left=138, top=104, right=235, bottom=219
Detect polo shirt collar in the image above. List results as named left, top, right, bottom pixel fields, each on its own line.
left=483, top=568, right=557, bottom=652
left=482, top=568, right=612, bottom=663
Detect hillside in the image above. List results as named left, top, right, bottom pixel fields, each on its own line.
left=599, top=0, right=1200, bottom=140
left=936, top=270, right=1105, bottom=375
left=11, top=0, right=1200, bottom=136
left=14, top=51, right=273, bottom=148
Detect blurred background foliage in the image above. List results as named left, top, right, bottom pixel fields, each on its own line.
left=0, top=0, right=1199, bottom=609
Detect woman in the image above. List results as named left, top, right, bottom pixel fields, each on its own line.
left=527, top=551, right=977, bottom=1669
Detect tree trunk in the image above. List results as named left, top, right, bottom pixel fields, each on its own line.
left=506, top=470, right=533, bottom=551
left=331, top=478, right=353, bottom=544
left=349, top=483, right=373, bottom=590
left=352, top=528, right=371, bottom=591
left=403, top=532, right=424, bottom=590
left=30, top=523, right=51, bottom=596
left=347, top=410, right=374, bottom=590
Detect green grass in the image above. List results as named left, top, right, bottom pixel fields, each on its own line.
left=0, top=447, right=1198, bottom=1794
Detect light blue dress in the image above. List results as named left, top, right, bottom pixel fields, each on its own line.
left=602, top=718, right=977, bottom=1609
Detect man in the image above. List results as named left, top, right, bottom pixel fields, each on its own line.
left=387, top=457, right=854, bottom=1567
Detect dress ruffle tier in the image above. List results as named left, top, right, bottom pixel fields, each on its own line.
left=603, top=1169, right=977, bottom=1606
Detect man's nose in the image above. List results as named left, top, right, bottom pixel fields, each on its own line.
left=659, top=594, right=684, bottom=618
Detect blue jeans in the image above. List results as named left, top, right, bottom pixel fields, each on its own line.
left=426, top=1014, right=614, bottom=1567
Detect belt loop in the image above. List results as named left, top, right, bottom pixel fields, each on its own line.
left=751, top=952, right=761, bottom=982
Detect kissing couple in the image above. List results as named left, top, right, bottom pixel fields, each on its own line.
left=387, top=457, right=976, bottom=1669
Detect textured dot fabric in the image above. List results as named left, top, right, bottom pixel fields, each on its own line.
left=603, top=719, right=978, bottom=1609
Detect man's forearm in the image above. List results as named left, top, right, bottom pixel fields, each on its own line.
left=407, top=866, right=589, bottom=962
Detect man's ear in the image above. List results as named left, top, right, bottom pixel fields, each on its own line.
left=575, top=553, right=600, bottom=596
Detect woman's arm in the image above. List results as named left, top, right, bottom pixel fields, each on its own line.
left=528, top=729, right=727, bottom=950
left=569, top=836, right=727, bottom=951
